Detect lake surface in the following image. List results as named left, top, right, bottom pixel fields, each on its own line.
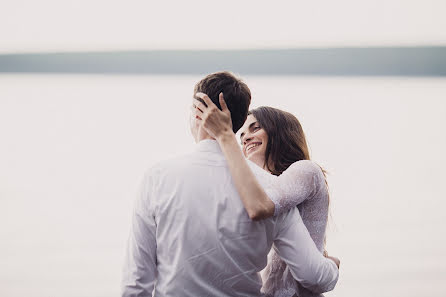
left=1, top=74, right=445, bottom=297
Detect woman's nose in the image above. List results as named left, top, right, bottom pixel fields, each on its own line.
left=243, top=135, right=253, bottom=145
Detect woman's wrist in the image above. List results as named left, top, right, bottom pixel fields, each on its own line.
left=216, top=128, right=236, bottom=144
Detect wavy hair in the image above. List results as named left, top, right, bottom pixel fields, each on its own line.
left=249, top=106, right=331, bottom=247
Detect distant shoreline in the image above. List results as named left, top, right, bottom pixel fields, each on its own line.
left=1, top=47, right=445, bottom=76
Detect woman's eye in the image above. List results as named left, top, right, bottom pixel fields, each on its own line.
left=253, top=126, right=260, bottom=132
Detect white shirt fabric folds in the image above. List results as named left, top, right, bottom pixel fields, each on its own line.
left=122, top=140, right=338, bottom=297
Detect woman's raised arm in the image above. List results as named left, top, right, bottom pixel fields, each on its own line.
left=194, top=92, right=274, bottom=220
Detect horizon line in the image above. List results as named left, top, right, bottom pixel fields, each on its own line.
left=1, top=46, right=445, bottom=76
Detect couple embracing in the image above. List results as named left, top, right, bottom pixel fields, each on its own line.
left=122, top=71, right=340, bottom=297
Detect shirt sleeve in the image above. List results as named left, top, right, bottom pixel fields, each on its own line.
left=264, top=160, right=325, bottom=216
left=272, top=207, right=339, bottom=294
left=122, top=171, right=157, bottom=297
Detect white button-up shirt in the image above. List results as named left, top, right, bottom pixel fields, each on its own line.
left=122, top=140, right=338, bottom=297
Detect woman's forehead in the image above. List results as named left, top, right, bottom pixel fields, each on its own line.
left=244, top=114, right=257, bottom=125
left=241, top=115, right=256, bottom=131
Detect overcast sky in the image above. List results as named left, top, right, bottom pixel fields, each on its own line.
left=1, top=0, right=446, bottom=53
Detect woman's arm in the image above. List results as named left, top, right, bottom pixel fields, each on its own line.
left=194, top=92, right=274, bottom=220
left=218, top=131, right=276, bottom=220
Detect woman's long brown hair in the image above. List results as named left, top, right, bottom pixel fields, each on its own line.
left=249, top=106, right=310, bottom=175
left=249, top=106, right=330, bottom=246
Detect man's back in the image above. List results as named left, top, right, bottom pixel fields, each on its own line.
left=122, top=140, right=338, bottom=296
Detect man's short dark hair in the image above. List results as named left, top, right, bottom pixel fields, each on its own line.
left=194, top=71, right=251, bottom=133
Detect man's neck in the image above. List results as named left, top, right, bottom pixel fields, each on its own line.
left=195, top=127, right=215, bottom=143
left=197, top=135, right=214, bottom=142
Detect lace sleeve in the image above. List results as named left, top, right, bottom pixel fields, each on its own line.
left=264, top=160, right=324, bottom=216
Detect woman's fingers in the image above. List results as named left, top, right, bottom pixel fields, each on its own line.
left=192, top=92, right=233, bottom=139
left=219, top=92, right=229, bottom=113
left=196, top=92, right=229, bottom=116
left=193, top=98, right=207, bottom=113
left=192, top=107, right=203, bottom=120
left=195, top=92, right=216, bottom=109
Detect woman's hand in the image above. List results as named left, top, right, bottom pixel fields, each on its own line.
left=193, top=92, right=233, bottom=141
left=324, top=250, right=340, bottom=269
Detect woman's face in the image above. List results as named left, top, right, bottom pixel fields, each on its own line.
left=240, top=114, right=268, bottom=169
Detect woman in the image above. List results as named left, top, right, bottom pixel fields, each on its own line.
left=194, top=92, right=339, bottom=297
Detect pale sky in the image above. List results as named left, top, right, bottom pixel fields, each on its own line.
left=1, top=0, right=446, bottom=53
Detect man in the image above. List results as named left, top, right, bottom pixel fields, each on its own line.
left=122, top=71, right=339, bottom=296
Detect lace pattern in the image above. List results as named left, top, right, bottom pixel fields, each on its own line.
left=261, top=160, right=329, bottom=297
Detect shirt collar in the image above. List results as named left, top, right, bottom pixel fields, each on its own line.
left=195, top=139, right=222, bottom=154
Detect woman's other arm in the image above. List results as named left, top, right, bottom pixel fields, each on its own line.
left=266, top=160, right=324, bottom=215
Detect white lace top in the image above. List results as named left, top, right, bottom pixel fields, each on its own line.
left=262, top=160, right=329, bottom=297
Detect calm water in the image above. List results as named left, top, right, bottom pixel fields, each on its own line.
left=1, top=74, right=446, bottom=297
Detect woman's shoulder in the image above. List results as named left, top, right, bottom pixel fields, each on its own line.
left=287, top=159, right=324, bottom=176
left=285, top=160, right=327, bottom=189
